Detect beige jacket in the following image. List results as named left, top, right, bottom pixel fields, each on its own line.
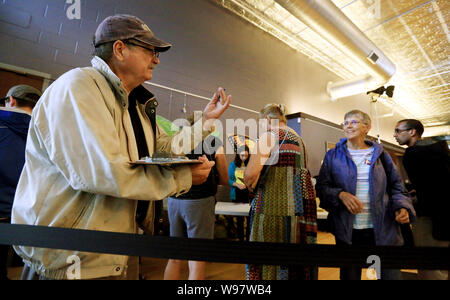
left=12, top=57, right=210, bottom=279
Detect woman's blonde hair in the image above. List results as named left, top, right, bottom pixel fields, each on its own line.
left=259, top=103, right=287, bottom=123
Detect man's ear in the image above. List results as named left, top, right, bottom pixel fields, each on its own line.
left=112, top=40, right=127, bottom=61
left=6, top=96, right=16, bottom=108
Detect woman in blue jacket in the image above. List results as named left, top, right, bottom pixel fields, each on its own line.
left=316, top=110, right=415, bottom=280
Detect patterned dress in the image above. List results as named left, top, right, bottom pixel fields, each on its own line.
left=246, top=127, right=318, bottom=280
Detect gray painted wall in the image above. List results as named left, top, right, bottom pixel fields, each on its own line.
left=0, top=0, right=404, bottom=144
left=299, top=118, right=345, bottom=177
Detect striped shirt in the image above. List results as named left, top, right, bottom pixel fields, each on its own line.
left=348, top=147, right=374, bottom=229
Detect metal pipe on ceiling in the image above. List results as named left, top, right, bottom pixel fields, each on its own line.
left=275, top=0, right=397, bottom=98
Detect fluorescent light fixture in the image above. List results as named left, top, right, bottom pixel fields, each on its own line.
left=327, top=75, right=375, bottom=101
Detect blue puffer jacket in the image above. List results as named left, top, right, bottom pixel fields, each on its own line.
left=316, top=138, right=416, bottom=246
left=0, top=108, right=31, bottom=218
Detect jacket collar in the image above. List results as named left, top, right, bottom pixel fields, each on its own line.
left=91, top=56, right=126, bottom=103
left=336, top=138, right=384, bottom=159
left=0, top=107, right=31, bottom=136
left=0, top=106, right=31, bottom=116
left=129, top=85, right=155, bottom=105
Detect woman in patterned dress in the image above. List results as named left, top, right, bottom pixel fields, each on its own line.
left=243, top=104, right=318, bottom=280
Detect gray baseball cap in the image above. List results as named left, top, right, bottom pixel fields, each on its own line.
left=94, top=14, right=172, bottom=52
left=2, top=84, right=42, bottom=104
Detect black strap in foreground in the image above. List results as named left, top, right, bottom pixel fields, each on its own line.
left=0, top=224, right=448, bottom=269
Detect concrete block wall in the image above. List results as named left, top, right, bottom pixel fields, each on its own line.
left=0, top=0, right=403, bottom=144
left=0, top=0, right=90, bottom=76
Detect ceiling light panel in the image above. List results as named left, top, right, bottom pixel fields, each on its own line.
left=335, top=0, right=435, bottom=31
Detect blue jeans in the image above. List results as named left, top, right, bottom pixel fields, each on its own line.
left=336, top=229, right=402, bottom=280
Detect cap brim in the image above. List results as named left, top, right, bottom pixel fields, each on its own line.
left=134, top=36, right=172, bottom=52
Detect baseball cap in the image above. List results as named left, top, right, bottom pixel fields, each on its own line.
left=1, top=84, right=42, bottom=104
left=94, top=14, right=172, bottom=52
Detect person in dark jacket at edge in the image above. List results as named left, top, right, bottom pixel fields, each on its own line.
left=0, top=85, right=42, bottom=280
left=316, top=110, right=415, bottom=280
left=394, top=119, right=449, bottom=280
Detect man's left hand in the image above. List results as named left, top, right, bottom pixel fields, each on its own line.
left=203, top=87, right=231, bottom=123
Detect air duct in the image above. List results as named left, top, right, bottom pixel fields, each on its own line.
left=275, top=0, right=396, bottom=99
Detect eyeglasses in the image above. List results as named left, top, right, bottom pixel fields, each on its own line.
left=124, top=41, right=160, bottom=58
left=394, top=128, right=411, bottom=134
left=343, top=120, right=362, bottom=127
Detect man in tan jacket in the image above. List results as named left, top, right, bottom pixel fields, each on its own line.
left=12, top=14, right=231, bottom=280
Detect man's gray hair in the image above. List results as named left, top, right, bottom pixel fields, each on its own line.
left=93, top=40, right=114, bottom=62
left=344, top=109, right=371, bottom=126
